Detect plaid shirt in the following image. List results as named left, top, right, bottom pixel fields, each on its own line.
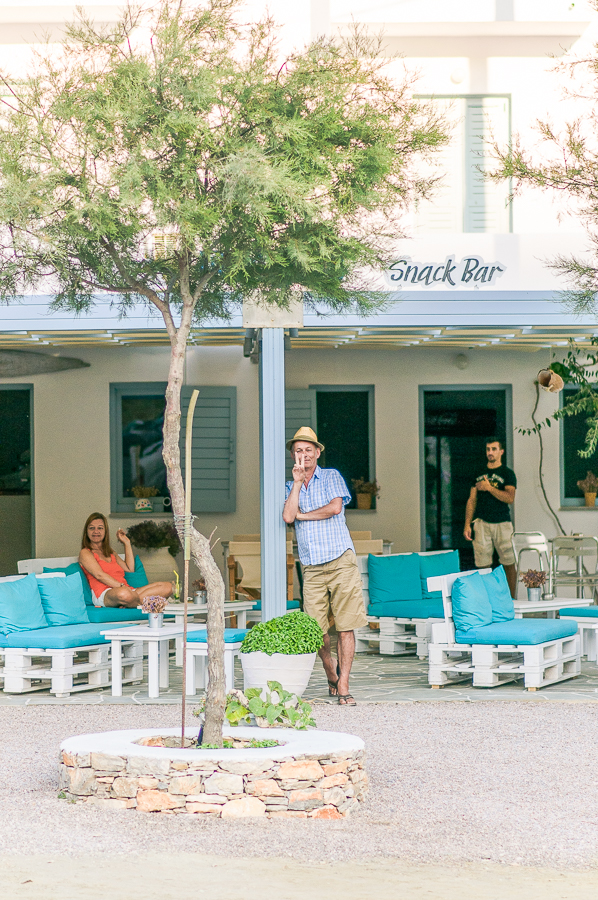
left=285, top=466, right=354, bottom=566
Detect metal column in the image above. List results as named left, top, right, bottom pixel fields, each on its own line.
left=259, top=327, right=287, bottom=620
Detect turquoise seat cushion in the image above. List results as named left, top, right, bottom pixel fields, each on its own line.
left=86, top=607, right=148, bottom=623
left=368, top=553, right=422, bottom=604
left=0, top=574, right=48, bottom=635
left=44, top=563, right=94, bottom=606
left=2, top=622, right=126, bottom=649
left=559, top=607, right=598, bottom=618
left=0, top=632, right=8, bottom=648
left=125, top=556, right=149, bottom=589
left=451, top=571, right=493, bottom=632
left=251, top=600, right=301, bottom=611
left=368, top=600, right=444, bottom=618
left=455, top=618, right=578, bottom=645
left=420, top=550, right=460, bottom=601
left=36, top=573, right=90, bottom=626
left=187, top=628, right=248, bottom=643
left=481, top=566, right=515, bottom=623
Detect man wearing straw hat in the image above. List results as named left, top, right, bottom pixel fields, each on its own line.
left=283, top=426, right=367, bottom=706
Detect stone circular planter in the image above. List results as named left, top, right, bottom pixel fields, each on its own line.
left=241, top=651, right=316, bottom=695
left=59, top=726, right=366, bottom=819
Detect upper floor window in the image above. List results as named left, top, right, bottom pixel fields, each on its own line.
left=561, top=385, right=598, bottom=507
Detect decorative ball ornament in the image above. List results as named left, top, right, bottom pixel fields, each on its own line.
left=537, top=369, right=564, bottom=393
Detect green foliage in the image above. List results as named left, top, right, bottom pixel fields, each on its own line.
left=240, top=610, right=323, bottom=655
left=126, top=520, right=181, bottom=557
left=200, top=738, right=279, bottom=749
left=194, top=683, right=316, bottom=729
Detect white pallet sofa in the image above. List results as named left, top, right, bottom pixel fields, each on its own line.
left=427, top=570, right=581, bottom=691
left=559, top=606, right=598, bottom=661
left=0, top=571, right=143, bottom=697
left=354, top=551, right=457, bottom=658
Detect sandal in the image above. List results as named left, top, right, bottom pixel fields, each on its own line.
left=338, top=694, right=357, bottom=706
left=328, top=678, right=339, bottom=697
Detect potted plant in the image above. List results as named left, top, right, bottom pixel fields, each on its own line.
left=577, top=471, right=598, bottom=507
left=240, top=611, right=323, bottom=695
left=141, top=594, right=168, bottom=629
left=192, top=578, right=207, bottom=605
left=131, top=485, right=159, bottom=513
left=351, top=478, right=381, bottom=510
left=126, top=520, right=181, bottom=582
left=520, top=569, right=548, bottom=603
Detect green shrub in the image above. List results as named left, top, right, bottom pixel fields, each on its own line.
left=240, top=610, right=323, bottom=655
left=126, top=520, right=181, bottom=557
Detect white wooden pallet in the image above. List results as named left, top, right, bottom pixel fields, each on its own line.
left=0, top=641, right=143, bottom=697
left=559, top=615, right=598, bottom=660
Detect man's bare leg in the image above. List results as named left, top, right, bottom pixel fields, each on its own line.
left=337, top=630, right=355, bottom=699
left=318, top=633, right=339, bottom=694
left=504, top=563, right=517, bottom=599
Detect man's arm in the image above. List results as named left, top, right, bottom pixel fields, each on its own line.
left=476, top=480, right=516, bottom=504
left=295, top=498, right=343, bottom=521
left=464, top=487, right=477, bottom=541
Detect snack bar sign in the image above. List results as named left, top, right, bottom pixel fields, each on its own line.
left=385, top=255, right=506, bottom=289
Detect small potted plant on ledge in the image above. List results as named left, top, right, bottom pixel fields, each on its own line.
left=126, top=520, right=181, bottom=582
left=240, top=610, right=323, bottom=695
left=131, top=485, right=159, bottom=512
left=351, top=477, right=381, bottom=510
left=577, top=471, right=598, bottom=507
left=520, top=569, right=548, bottom=603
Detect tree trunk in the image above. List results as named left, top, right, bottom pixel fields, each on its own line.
left=161, top=309, right=226, bottom=747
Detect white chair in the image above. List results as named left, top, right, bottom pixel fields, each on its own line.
left=511, top=532, right=551, bottom=598
left=550, top=536, right=598, bottom=600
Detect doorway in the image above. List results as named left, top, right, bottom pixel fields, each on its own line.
left=0, top=386, right=33, bottom=575
left=420, top=386, right=512, bottom=570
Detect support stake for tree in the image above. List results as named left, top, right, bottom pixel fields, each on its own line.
left=180, top=388, right=199, bottom=747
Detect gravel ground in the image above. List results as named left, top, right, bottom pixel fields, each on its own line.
left=1, top=702, right=598, bottom=868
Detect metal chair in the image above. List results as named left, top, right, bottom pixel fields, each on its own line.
left=550, top=536, right=598, bottom=600
left=511, top=532, right=551, bottom=598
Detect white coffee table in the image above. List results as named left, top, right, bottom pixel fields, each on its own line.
left=513, top=597, right=592, bottom=619
left=101, top=624, right=194, bottom=699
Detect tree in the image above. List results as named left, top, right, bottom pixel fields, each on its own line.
left=0, top=0, right=446, bottom=745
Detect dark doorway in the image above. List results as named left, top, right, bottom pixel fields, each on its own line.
left=422, top=387, right=510, bottom=570
left=0, top=386, right=33, bottom=575
left=314, top=386, right=374, bottom=509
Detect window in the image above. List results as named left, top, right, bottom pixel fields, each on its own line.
left=414, top=95, right=511, bottom=234
left=285, top=386, right=375, bottom=509
left=0, top=388, right=31, bottom=495
left=561, top=385, right=598, bottom=506
left=110, top=383, right=237, bottom=513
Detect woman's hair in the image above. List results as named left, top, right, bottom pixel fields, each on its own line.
left=81, top=512, right=114, bottom=556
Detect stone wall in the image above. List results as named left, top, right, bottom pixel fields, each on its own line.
left=59, top=748, right=368, bottom=819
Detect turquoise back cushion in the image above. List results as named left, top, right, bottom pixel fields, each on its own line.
left=36, top=573, right=90, bottom=626
left=125, top=556, right=149, bottom=589
left=481, top=566, right=515, bottom=623
left=368, top=553, right=422, bottom=603
left=451, top=571, right=493, bottom=632
left=419, top=551, right=461, bottom=601
left=0, top=574, right=48, bottom=635
left=44, top=563, right=94, bottom=606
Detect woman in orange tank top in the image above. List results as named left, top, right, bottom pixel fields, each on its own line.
left=79, top=512, right=174, bottom=609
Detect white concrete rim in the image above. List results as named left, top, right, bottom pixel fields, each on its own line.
left=60, top=726, right=364, bottom=762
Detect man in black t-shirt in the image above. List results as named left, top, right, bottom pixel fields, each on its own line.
left=463, top=437, right=517, bottom=598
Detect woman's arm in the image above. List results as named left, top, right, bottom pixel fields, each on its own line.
left=115, top=528, right=135, bottom=572
left=79, top=549, right=125, bottom=589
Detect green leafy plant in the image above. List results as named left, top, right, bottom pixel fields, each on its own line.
left=131, top=485, right=160, bottom=499
left=351, top=478, right=381, bottom=498
left=195, top=683, right=316, bottom=730
left=200, top=738, right=280, bottom=749
left=126, top=521, right=181, bottom=558
left=240, top=610, right=323, bottom=656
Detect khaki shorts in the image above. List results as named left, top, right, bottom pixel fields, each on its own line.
left=472, top=519, right=515, bottom=568
left=302, top=549, right=368, bottom=635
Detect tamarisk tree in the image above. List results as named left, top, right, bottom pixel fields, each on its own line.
left=0, top=0, right=446, bottom=744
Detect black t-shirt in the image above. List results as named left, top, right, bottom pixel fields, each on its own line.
left=472, top=464, right=517, bottom=523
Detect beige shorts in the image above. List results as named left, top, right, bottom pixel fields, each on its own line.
left=302, top=549, right=368, bottom=635
left=472, top=519, right=515, bottom=568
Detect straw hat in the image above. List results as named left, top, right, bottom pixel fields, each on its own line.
left=286, top=426, right=324, bottom=452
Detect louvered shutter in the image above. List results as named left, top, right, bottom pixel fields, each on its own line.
left=464, top=96, right=510, bottom=233
left=180, top=386, right=236, bottom=513
left=415, top=98, right=465, bottom=234
left=285, top=389, right=317, bottom=481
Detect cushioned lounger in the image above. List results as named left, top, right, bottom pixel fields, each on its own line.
left=186, top=628, right=248, bottom=643
left=1, top=622, right=127, bottom=649
left=558, top=607, right=598, bottom=617
left=368, top=600, right=444, bottom=619
left=454, top=618, right=578, bottom=645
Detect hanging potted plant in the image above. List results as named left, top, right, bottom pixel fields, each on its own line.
left=577, top=471, right=598, bottom=507
left=131, top=484, right=159, bottom=513
left=126, top=521, right=181, bottom=582
left=351, top=478, right=381, bottom=510
left=520, top=569, right=548, bottom=603
left=240, top=610, right=323, bottom=695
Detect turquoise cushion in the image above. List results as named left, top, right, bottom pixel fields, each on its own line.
left=367, top=600, right=444, bottom=618
left=455, top=618, right=578, bottom=645
left=2, top=622, right=125, bottom=649
left=451, top=571, right=493, bottom=632
left=559, top=607, right=598, bottom=618
left=420, top=550, right=460, bottom=601
left=36, top=573, right=90, bottom=626
left=125, top=555, right=149, bottom=589
left=251, top=600, right=300, bottom=612
left=85, top=607, right=148, bottom=623
left=481, top=566, right=515, bottom=623
left=187, top=628, right=248, bottom=643
left=0, top=574, right=48, bottom=635
left=0, top=632, right=8, bottom=648
left=44, top=563, right=94, bottom=606
left=368, top=553, right=422, bottom=604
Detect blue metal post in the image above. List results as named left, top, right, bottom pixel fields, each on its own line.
left=259, top=327, right=288, bottom=620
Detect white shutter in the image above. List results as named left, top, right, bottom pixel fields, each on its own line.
left=415, top=98, right=465, bottom=234
left=464, top=97, right=510, bottom=233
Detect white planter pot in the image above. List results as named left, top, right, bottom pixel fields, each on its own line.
left=133, top=546, right=178, bottom=583
left=241, top=652, right=316, bottom=696
left=148, top=613, right=164, bottom=630
left=527, top=587, right=542, bottom=603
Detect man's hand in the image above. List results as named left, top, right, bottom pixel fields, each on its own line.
left=476, top=477, right=491, bottom=492
left=292, top=451, right=306, bottom=484
left=463, top=525, right=473, bottom=541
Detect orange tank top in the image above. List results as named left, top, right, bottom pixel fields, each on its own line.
left=83, top=552, right=126, bottom=598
